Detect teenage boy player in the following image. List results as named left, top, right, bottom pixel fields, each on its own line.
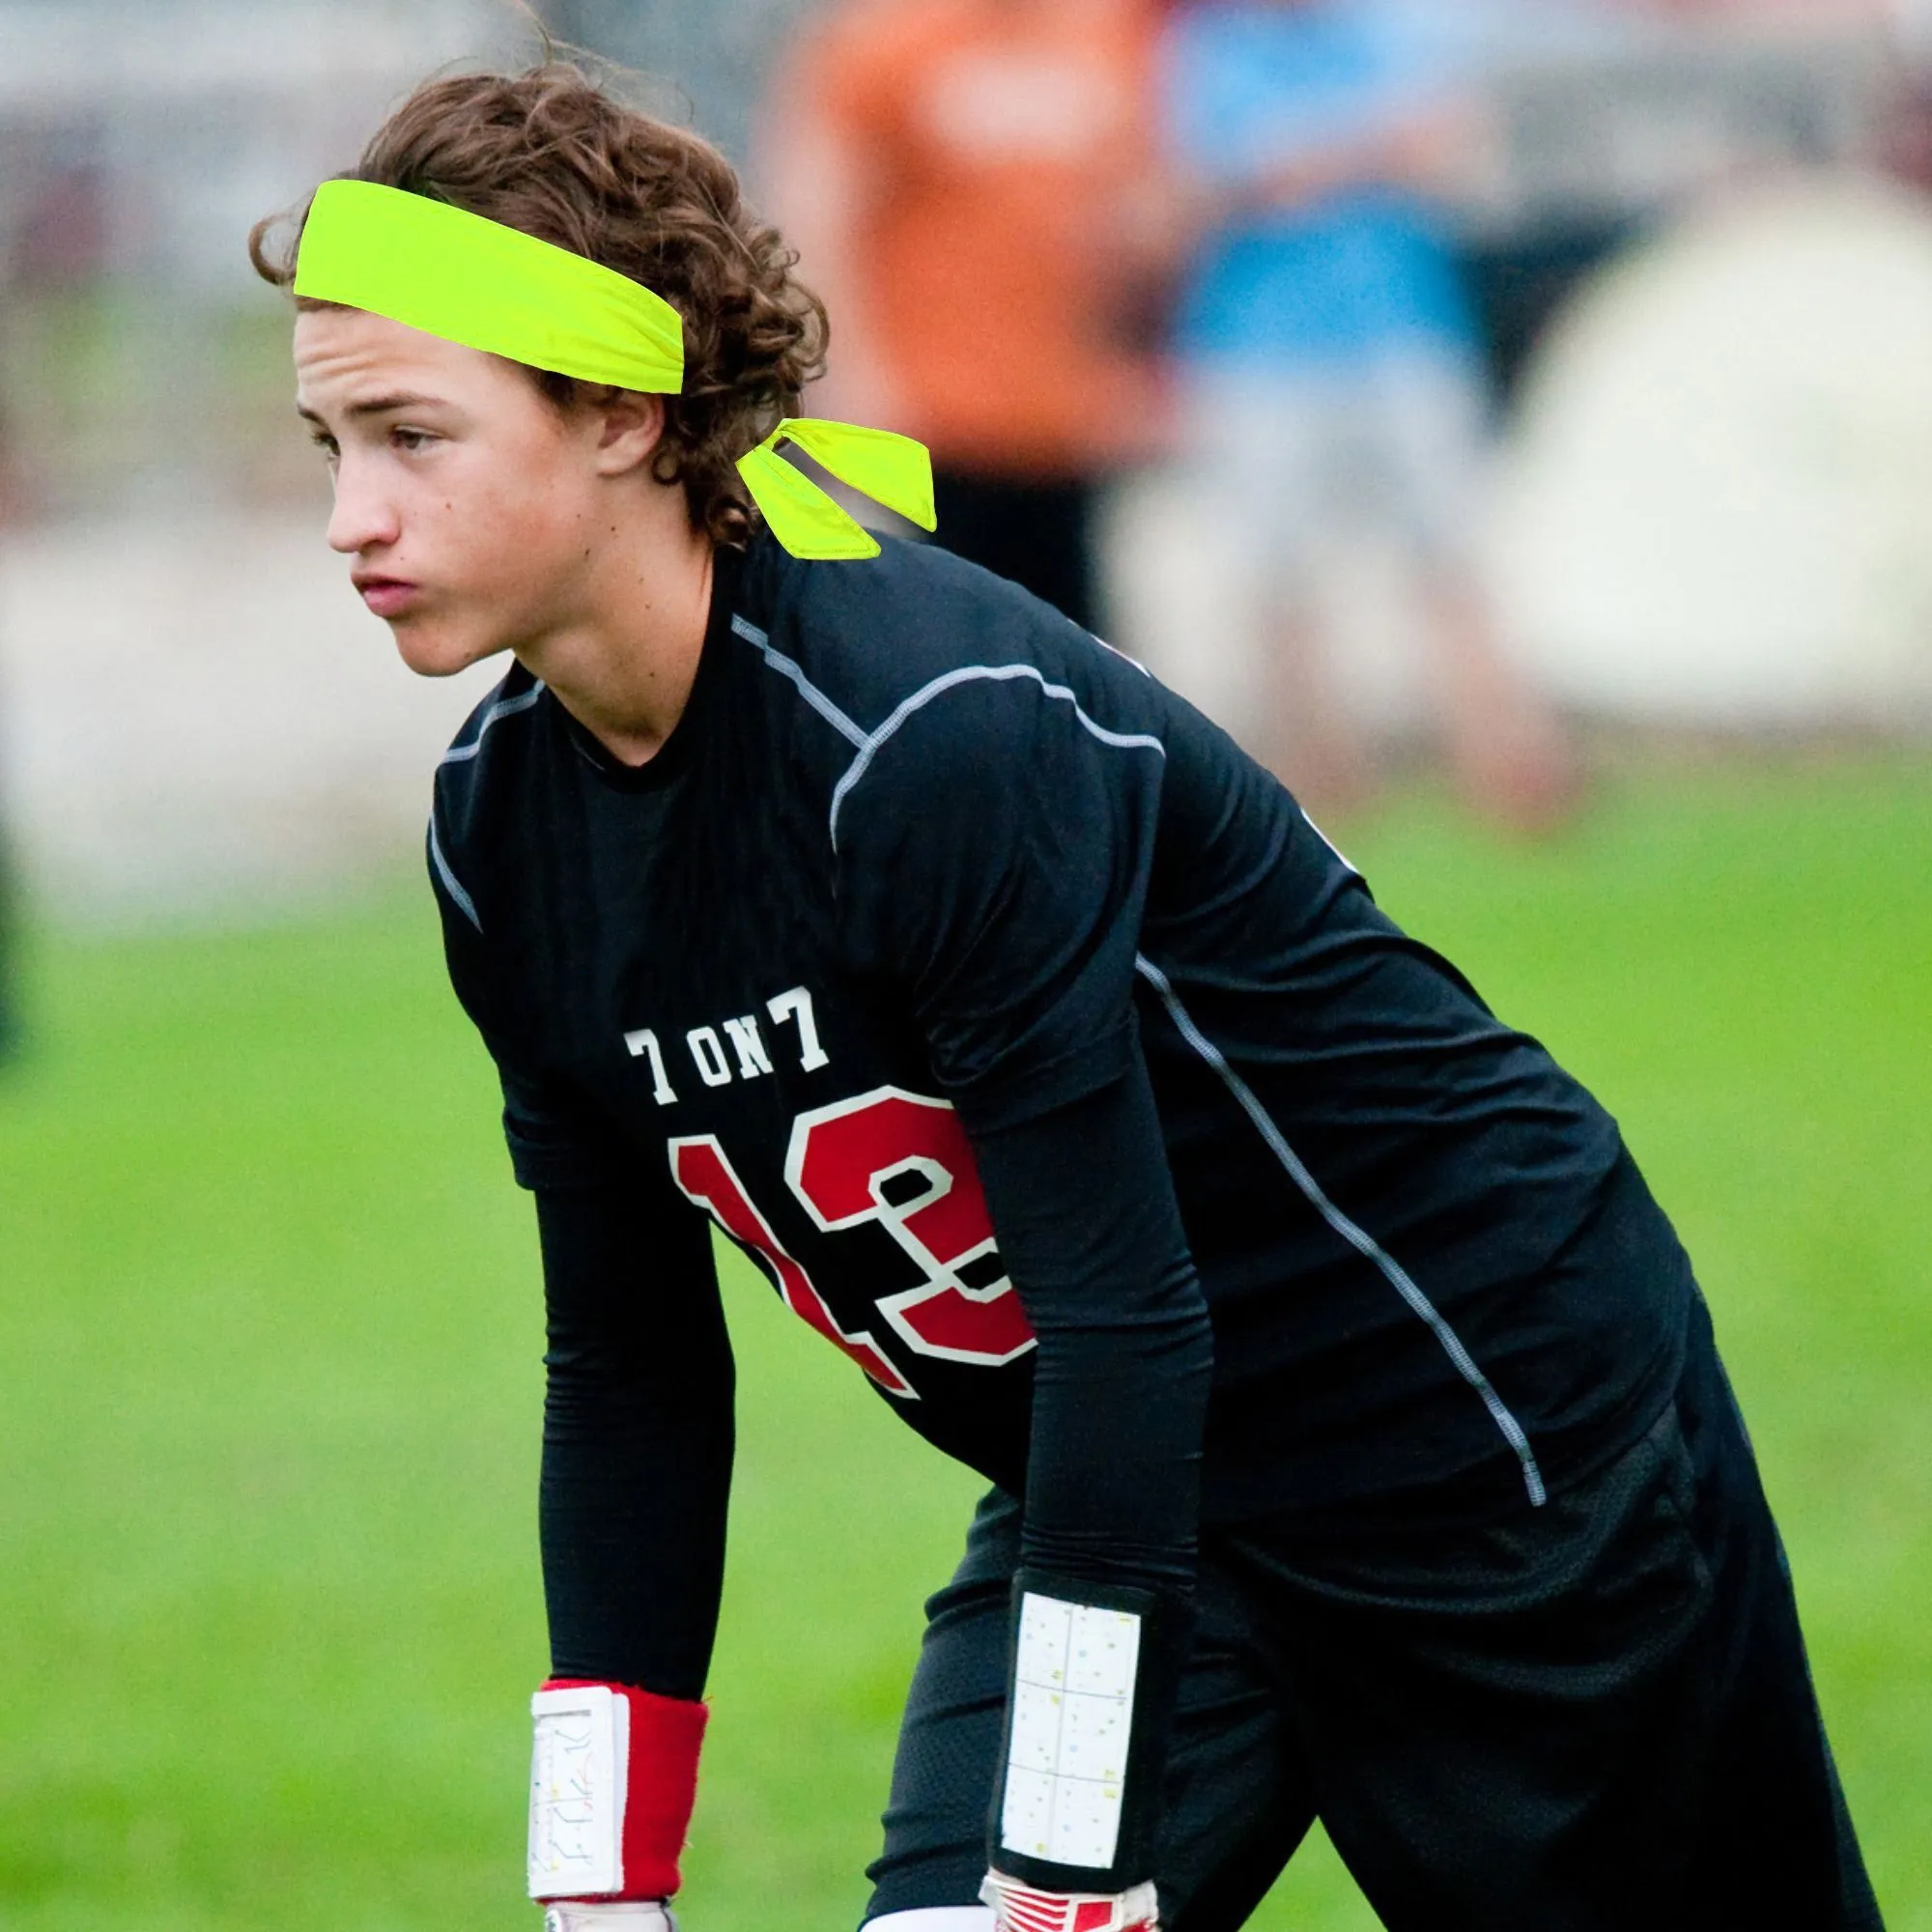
left=262, top=56, right=1883, bottom=1932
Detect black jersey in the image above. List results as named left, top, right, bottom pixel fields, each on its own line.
left=430, top=530, right=1691, bottom=1691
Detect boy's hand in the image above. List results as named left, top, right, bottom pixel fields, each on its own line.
left=540, top=1904, right=675, bottom=1931
left=980, top=1870, right=1160, bottom=1932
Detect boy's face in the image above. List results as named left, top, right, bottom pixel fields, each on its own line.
left=292, top=304, right=661, bottom=679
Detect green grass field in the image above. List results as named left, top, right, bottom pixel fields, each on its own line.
left=1, top=751, right=1926, bottom=1931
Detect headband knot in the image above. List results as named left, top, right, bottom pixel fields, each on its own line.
left=737, top=417, right=936, bottom=559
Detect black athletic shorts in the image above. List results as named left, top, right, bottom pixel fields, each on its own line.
left=863, top=1286, right=1883, bottom=1930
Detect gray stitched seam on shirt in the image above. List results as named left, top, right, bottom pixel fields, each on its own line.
left=427, top=810, right=481, bottom=933
left=827, top=663, right=1167, bottom=852
left=731, top=613, right=868, bottom=749
left=1133, top=952, right=1548, bottom=1508
left=438, top=680, right=545, bottom=765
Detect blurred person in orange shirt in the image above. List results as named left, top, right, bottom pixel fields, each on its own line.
left=754, top=0, right=1176, bottom=634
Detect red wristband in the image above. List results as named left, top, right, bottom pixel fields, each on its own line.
left=539, top=1678, right=708, bottom=1900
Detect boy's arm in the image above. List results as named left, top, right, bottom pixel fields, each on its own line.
left=426, top=806, right=730, bottom=1913
left=835, top=645, right=1209, bottom=1912
left=528, top=1179, right=732, bottom=1911
left=962, top=1057, right=1209, bottom=1923
left=534, top=1181, right=732, bottom=1702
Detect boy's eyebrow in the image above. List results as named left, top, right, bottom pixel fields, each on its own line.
left=295, top=391, right=447, bottom=427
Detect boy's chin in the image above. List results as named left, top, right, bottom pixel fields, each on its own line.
left=392, top=624, right=505, bottom=679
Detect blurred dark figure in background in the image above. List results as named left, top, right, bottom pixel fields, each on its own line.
left=1155, top=0, right=1577, bottom=830
left=757, top=0, right=1173, bottom=632
left=1446, top=1, right=1643, bottom=410
left=1456, top=205, right=1643, bottom=408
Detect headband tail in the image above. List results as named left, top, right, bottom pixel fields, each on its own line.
left=773, top=418, right=938, bottom=533
left=736, top=442, right=881, bottom=559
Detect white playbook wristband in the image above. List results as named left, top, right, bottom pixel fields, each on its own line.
left=529, top=1686, right=631, bottom=1897
left=1001, top=1592, right=1143, bottom=1870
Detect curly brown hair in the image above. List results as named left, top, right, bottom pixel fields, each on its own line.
left=247, top=44, right=828, bottom=547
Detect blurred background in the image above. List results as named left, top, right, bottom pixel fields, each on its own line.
left=0, top=2, right=1926, bottom=1928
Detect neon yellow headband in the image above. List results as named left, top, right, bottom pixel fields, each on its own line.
left=292, top=178, right=935, bottom=559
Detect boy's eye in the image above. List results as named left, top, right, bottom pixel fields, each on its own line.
left=307, top=427, right=436, bottom=453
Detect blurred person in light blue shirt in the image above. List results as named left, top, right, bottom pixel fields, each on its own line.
left=1150, top=0, right=1578, bottom=829
left=1168, top=0, right=1481, bottom=370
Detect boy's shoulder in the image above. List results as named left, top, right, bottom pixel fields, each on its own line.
left=744, top=529, right=1157, bottom=739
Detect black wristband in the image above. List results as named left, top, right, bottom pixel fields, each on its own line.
left=984, top=1567, right=1194, bottom=1894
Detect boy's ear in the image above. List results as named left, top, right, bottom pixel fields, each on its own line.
left=591, top=389, right=668, bottom=471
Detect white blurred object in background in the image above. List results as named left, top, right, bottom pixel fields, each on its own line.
left=0, top=510, right=504, bottom=918
left=0, top=0, right=522, bottom=919
left=1488, top=172, right=1932, bottom=726
left=1099, top=3, right=1923, bottom=761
